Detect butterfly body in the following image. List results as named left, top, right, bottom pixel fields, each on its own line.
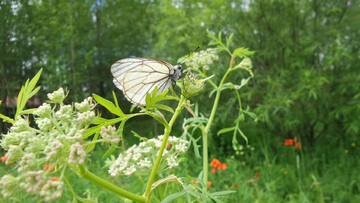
left=111, top=57, right=182, bottom=106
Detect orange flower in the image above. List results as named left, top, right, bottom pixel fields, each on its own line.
left=233, top=183, right=239, bottom=189
left=294, top=137, right=298, bottom=142
left=217, top=163, right=227, bottom=170
left=167, top=143, right=171, bottom=148
left=296, top=142, right=301, bottom=149
left=254, top=172, right=259, bottom=180
left=211, top=167, right=217, bottom=174
left=50, top=177, right=59, bottom=181
left=210, top=158, right=220, bottom=167
left=284, top=139, right=294, bottom=146
left=1, top=156, right=7, bottom=163
left=207, top=181, right=212, bottom=188
left=190, top=180, right=198, bottom=186
left=44, top=164, right=55, bottom=172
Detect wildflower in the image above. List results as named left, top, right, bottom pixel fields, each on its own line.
left=100, top=126, right=120, bottom=143
left=0, top=175, right=19, bottom=198
left=77, top=111, right=96, bottom=126
left=352, top=143, right=356, bottom=147
left=1, top=156, right=7, bottom=163
left=39, top=178, right=64, bottom=201
left=284, top=139, right=294, bottom=146
left=269, top=164, right=272, bottom=167
left=47, top=87, right=65, bottom=103
left=284, top=171, right=288, bottom=174
left=345, top=150, right=349, bottom=153
left=68, top=142, right=86, bottom=164
left=207, top=181, right=212, bottom=188
left=50, top=177, right=59, bottom=182
left=233, top=183, right=239, bottom=189
left=182, top=73, right=206, bottom=98
left=166, top=157, right=179, bottom=168
left=211, top=168, right=217, bottom=174
left=43, top=164, right=55, bottom=172
left=19, top=170, right=46, bottom=194
left=75, top=97, right=95, bottom=112
left=210, top=158, right=220, bottom=167
left=295, top=142, right=301, bottom=149
left=217, top=163, right=227, bottom=171
left=33, top=103, right=51, bottom=118
left=190, top=180, right=198, bottom=186
left=167, top=143, right=171, bottom=148
left=254, top=172, right=259, bottom=180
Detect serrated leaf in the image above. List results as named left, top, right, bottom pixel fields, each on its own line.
left=217, top=127, right=236, bottom=135
left=93, top=94, right=125, bottom=117
left=161, top=190, right=187, bottom=203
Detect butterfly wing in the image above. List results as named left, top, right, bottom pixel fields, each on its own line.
left=111, top=57, right=175, bottom=106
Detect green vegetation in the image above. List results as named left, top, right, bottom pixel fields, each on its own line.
left=1, top=0, right=360, bottom=202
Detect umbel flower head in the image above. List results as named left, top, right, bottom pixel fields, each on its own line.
left=108, top=135, right=189, bottom=177
left=0, top=88, right=105, bottom=201
left=180, top=48, right=219, bottom=72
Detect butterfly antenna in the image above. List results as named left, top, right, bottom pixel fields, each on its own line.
left=179, top=45, right=201, bottom=64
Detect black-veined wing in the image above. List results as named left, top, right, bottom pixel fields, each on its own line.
left=111, top=57, right=181, bottom=106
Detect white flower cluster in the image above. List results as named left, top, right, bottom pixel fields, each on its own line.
left=108, top=135, right=189, bottom=177
left=0, top=88, right=100, bottom=201
left=100, top=126, right=120, bottom=143
left=183, top=48, right=219, bottom=71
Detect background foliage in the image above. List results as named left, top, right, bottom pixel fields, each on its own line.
left=1, top=0, right=360, bottom=202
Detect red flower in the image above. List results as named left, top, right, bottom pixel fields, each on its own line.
left=211, top=167, right=217, bottom=174
left=190, top=180, right=198, bottom=186
left=44, top=164, right=55, bottom=172
left=1, top=156, right=7, bottom=163
left=254, top=172, right=259, bottom=180
left=284, top=139, right=294, bottom=146
left=296, top=142, right=301, bottom=149
left=217, top=163, right=227, bottom=171
left=210, top=158, right=220, bottom=167
left=233, top=184, right=239, bottom=189
left=294, top=137, right=298, bottom=142
left=167, top=143, right=171, bottom=148
left=51, top=177, right=59, bottom=181
left=207, top=181, right=212, bottom=188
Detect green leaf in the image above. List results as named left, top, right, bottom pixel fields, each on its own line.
left=131, top=130, right=148, bottom=142
left=112, top=91, right=120, bottom=108
left=93, top=94, right=125, bottom=117
left=234, top=114, right=244, bottom=123
left=237, top=127, right=248, bottom=145
left=19, top=108, right=38, bottom=115
left=217, top=127, right=236, bottom=136
left=211, top=190, right=237, bottom=196
left=74, top=195, right=98, bottom=203
left=0, top=114, right=15, bottom=123
left=152, top=104, right=174, bottom=113
left=161, top=190, right=187, bottom=203
left=86, top=131, right=100, bottom=153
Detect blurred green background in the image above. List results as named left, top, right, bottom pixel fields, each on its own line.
left=1, top=0, right=360, bottom=202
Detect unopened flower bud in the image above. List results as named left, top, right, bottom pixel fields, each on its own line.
left=47, top=88, right=65, bottom=103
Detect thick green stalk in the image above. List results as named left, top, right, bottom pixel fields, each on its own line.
left=144, top=96, right=186, bottom=201
left=76, top=165, right=145, bottom=202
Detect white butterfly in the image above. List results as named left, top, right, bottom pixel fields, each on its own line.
left=111, top=57, right=183, bottom=106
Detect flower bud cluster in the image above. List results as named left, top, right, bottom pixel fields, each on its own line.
left=100, top=126, right=120, bottom=143
left=182, top=48, right=219, bottom=71
left=0, top=88, right=102, bottom=201
left=108, top=135, right=189, bottom=177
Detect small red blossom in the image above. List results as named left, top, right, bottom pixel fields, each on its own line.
left=167, top=143, right=171, bottom=148
left=207, top=181, right=212, bottom=188
left=211, top=167, right=217, bottom=174
left=296, top=142, right=301, bottom=149
left=1, top=156, right=7, bottom=163
left=217, top=163, right=227, bottom=171
left=50, top=177, right=59, bottom=181
left=233, top=184, right=239, bottom=189
left=44, top=164, right=55, bottom=172
left=284, top=139, right=294, bottom=146
left=254, top=172, right=259, bottom=180
left=210, top=158, right=220, bottom=167
left=190, top=180, right=198, bottom=186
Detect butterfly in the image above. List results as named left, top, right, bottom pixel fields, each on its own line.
left=110, top=57, right=183, bottom=106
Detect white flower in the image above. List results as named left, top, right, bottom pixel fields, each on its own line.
left=166, top=157, right=179, bottom=168
left=123, top=165, right=136, bottom=175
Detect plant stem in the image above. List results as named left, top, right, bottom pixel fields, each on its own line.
left=76, top=165, right=145, bottom=202
left=144, top=96, right=186, bottom=201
